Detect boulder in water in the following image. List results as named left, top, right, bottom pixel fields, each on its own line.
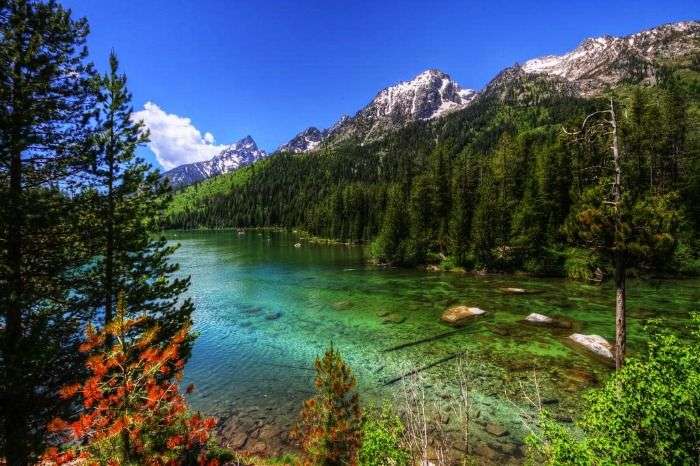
left=568, top=333, right=613, bottom=359
left=525, top=312, right=554, bottom=324
left=441, top=306, right=486, bottom=325
left=501, top=287, right=527, bottom=294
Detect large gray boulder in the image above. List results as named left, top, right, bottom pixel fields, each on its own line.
left=569, top=333, right=613, bottom=359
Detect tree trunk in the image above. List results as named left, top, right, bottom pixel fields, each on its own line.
left=5, top=150, right=29, bottom=466
left=105, top=115, right=116, bottom=330
left=3, top=48, right=29, bottom=465
left=610, top=97, right=626, bottom=370
left=614, top=257, right=626, bottom=370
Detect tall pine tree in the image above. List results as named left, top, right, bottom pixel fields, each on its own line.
left=0, top=1, right=96, bottom=463
left=79, top=51, right=194, bottom=351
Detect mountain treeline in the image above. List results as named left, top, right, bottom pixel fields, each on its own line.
left=165, top=69, right=700, bottom=276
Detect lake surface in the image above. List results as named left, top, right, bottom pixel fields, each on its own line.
left=168, top=229, right=699, bottom=455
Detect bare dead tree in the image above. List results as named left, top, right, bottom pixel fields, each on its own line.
left=564, top=97, right=627, bottom=370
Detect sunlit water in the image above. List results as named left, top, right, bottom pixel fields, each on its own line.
left=168, top=230, right=699, bottom=450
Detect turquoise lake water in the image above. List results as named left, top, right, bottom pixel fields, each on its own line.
left=167, top=229, right=699, bottom=452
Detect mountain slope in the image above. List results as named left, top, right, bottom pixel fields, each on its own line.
left=278, top=127, right=328, bottom=153
left=165, top=21, right=700, bottom=273
left=162, top=136, right=266, bottom=189
left=485, top=21, right=699, bottom=101
left=280, top=69, right=476, bottom=152
left=278, top=21, right=698, bottom=153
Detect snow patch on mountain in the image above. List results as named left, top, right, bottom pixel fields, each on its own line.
left=278, top=127, right=328, bottom=153
left=162, top=135, right=266, bottom=188
left=520, top=21, right=699, bottom=95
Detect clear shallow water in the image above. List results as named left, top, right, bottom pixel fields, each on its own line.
left=168, top=230, right=699, bottom=450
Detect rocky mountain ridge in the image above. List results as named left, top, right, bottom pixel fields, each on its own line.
left=281, top=20, right=698, bottom=153
left=162, top=136, right=266, bottom=189
left=164, top=20, right=698, bottom=186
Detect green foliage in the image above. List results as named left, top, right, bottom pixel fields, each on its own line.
left=528, top=315, right=700, bottom=465
left=359, top=404, right=410, bottom=466
left=166, top=74, right=700, bottom=275
left=565, top=185, right=682, bottom=275
left=293, top=346, right=362, bottom=466
left=562, top=248, right=600, bottom=281
left=0, top=0, right=96, bottom=460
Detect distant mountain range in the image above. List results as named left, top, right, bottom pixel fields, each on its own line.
left=162, top=136, right=266, bottom=189
left=163, top=21, right=699, bottom=188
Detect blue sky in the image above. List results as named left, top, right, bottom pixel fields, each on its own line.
left=61, top=0, right=697, bottom=170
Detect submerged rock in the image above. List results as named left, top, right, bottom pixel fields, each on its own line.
left=568, top=333, right=613, bottom=359
left=500, top=287, right=528, bottom=294
left=524, top=312, right=572, bottom=329
left=485, top=423, right=509, bottom=437
left=525, top=312, right=554, bottom=324
left=382, top=313, right=406, bottom=324
left=441, top=306, right=486, bottom=325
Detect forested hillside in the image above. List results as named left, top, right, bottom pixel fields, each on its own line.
left=165, top=66, right=700, bottom=276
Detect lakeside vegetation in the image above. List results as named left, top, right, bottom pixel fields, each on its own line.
left=1, top=1, right=699, bottom=465
left=164, top=76, right=700, bottom=281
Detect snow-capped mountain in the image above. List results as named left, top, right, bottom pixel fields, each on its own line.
left=278, top=127, right=328, bottom=153
left=487, top=21, right=699, bottom=99
left=281, top=69, right=476, bottom=152
left=162, top=136, right=266, bottom=189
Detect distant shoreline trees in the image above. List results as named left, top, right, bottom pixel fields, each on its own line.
left=163, top=77, right=698, bottom=279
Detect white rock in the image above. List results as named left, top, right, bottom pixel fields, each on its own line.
left=501, top=287, right=527, bottom=294
left=294, top=243, right=302, bottom=248
left=526, top=313, right=554, bottom=324
left=569, top=334, right=613, bottom=359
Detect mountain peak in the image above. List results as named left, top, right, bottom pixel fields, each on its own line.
left=163, top=135, right=266, bottom=188
left=278, top=127, right=327, bottom=153
left=519, top=20, right=699, bottom=96
left=232, top=135, right=257, bottom=150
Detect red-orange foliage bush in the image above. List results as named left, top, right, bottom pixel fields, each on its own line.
left=42, top=294, right=218, bottom=465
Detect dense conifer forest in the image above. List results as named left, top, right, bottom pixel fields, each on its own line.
left=2, top=1, right=699, bottom=464
left=165, top=71, right=700, bottom=277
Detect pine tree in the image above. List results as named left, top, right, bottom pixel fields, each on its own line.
left=79, top=51, right=194, bottom=347
left=292, top=346, right=362, bottom=466
left=0, top=1, right=95, bottom=462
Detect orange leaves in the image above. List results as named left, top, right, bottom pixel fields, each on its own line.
left=86, top=354, right=108, bottom=377
left=58, top=383, right=81, bottom=400
left=166, top=434, right=184, bottom=448
left=43, top=293, right=214, bottom=465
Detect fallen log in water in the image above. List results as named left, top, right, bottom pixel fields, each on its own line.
left=382, top=326, right=482, bottom=353
left=382, top=352, right=463, bottom=386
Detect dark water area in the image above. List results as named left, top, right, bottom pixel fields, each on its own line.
left=167, top=229, right=699, bottom=458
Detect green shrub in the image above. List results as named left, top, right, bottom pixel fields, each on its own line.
left=674, top=241, right=700, bottom=276
left=359, top=404, right=410, bottom=466
left=562, top=247, right=600, bottom=281
left=528, top=315, right=700, bottom=465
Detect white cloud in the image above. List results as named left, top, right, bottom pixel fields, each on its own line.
left=132, top=102, right=226, bottom=170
